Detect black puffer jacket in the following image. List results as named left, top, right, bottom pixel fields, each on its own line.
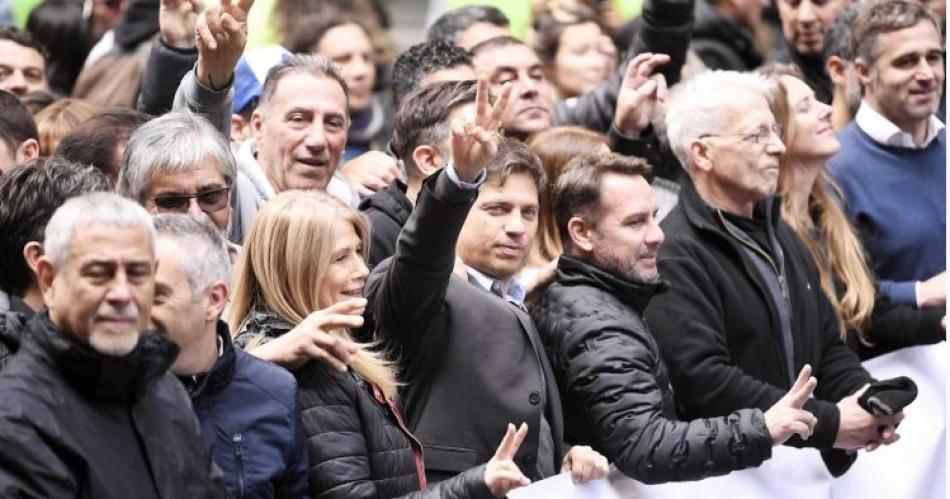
left=0, top=312, right=225, bottom=498
left=691, top=0, right=763, bottom=71
left=0, top=311, right=25, bottom=371
left=359, top=180, right=413, bottom=268
left=236, top=313, right=494, bottom=499
left=532, top=255, right=772, bottom=484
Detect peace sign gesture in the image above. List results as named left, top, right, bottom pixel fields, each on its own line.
left=450, top=75, right=512, bottom=182
left=484, top=423, right=531, bottom=497
left=195, top=0, right=254, bottom=90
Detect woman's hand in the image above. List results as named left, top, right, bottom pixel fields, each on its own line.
left=485, top=423, right=531, bottom=497
left=561, top=445, right=609, bottom=484
left=246, top=298, right=365, bottom=370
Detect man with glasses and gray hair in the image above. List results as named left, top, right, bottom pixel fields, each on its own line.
left=643, top=70, right=901, bottom=477
left=117, top=111, right=256, bottom=248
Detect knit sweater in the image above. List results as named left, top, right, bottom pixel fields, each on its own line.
left=828, top=123, right=946, bottom=305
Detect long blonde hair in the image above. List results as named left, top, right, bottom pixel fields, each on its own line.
left=229, top=190, right=399, bottom=397
left=764, top=65, right=877, bottom=343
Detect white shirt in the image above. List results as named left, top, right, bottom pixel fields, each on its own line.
left=854, top=102, right=945, bottom=149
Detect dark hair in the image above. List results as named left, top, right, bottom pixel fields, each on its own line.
left=54, top=107, right=151, bottom=181
left=469, top=35, right=524, bottom=58
left=0, top=25, right=47, bottom=58
left=26, top=0, right=90, bottom=94
left=258, top=54, right=350, bottom=116
left=392, top=40, right=473, bottom=107
left=823, top=3, right=863, bottom=62
left=0, top=91, right=39, bottom=155
left=427, top=5, right=509, bottom=45
left=0, top=157, right=109, bottom=295
left=485, top=137, right=547, bottom=195
left=552, top=152, right=652, bottom=248
left=283, top=12, right=373, bottom=55
left=531, top=6, right=604, bottom=67
left=391, top=80, right=477, bottom=180
left=850, top=0, right=941, bottom=66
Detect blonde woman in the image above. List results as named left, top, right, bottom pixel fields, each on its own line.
left=229, top=190, right=532, bottom=499
left=763, top=65, right=944, bottom=359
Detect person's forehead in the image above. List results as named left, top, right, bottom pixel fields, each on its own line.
left=148, top=156, right=227, bottom=193
left=723, top=92, right=773, bottom=128
left=423, top=65, right=477, bottom=86
left=69, top=224, right=154, bottom=263
left=474, top=44, right=541, bottom=73
left=154, top=237, right=187, bottom=275
left=876, top=21, right=943, bottom=59
left=481, top=172, right=539, bottom=203
left=600, top=173, right=654, bottom=208
left=318, top=23, right=373, bottom=55
left=0, top=40, right=44, bottom=67
left=269, top=72, right=347, bottom=112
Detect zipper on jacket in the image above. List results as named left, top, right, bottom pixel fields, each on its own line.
left=717, top=210, right=788, bottom=300
left=233, top=433, right=246, bottom=498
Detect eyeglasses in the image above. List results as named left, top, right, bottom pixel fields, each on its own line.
left=151, top=187, right=230, bottom=214
left=700, top=123, right=784, bottom=146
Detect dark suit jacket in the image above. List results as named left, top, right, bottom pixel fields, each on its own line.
left=364, top=169, right=567, bottom=483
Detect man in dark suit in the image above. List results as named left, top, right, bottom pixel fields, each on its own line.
left=365, top=77, right=608, bottom=484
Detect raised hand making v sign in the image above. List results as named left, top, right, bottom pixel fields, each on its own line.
left=450, top=75, right=512, bottom=183
left=194, top=0, right=253, bottom=91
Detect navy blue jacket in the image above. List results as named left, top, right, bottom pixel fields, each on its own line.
left=181, top=322, right=309, bottom=499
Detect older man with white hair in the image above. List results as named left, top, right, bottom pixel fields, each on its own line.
left=643, top=71, right=902, bottom=477
left=0, top=193, right=225, bottom=498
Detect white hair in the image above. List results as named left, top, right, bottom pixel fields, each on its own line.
left=44, top=192, right=156, bottom=269
left=116, top=111, right=237, bottom=203
left=153, top=214, right=231, bottom=299
left=665, top=70, right=776, bottom=172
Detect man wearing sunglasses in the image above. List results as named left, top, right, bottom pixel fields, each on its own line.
left=117, top=111, right=239, bottom=243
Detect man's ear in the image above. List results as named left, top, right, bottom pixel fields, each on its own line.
left=15, top=138, right=39, bottom=163
left=22, top=241, right=44, bottom=277
left=411, top=145, right=444, bottom=178
left=230, top=114, right=248, bottom=142
left=35, top=255, right=56, bottom=304
left=825, top=56, right=847, bottom=85
left=853, top=57, right=873, bottom=88
left=689, top=139, right=715, bottom=173
left=205, top=281, right=229, bottom=323
left=566, top=216, right=595, bottom=254
left=250, top=109, right=265, bottom=140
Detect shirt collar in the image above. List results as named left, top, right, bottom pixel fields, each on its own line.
left=855, top=101, right=945, bottom=149
left=467, top=267, right=527, bottom=305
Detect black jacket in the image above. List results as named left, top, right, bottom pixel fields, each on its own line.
left=691, top=0, right=763, bottom=71
left=0, top=312, right=26, bottom=371
left=236, top=312, right=494, bottom=499
left=532, top=255, right=772, bottom=484
left=139, top=37, right=199, bottom=116
left=774, top=43, right=832, bottom=104
left=0, top=312, right=225, bottom=498
left=846, top=287, right=944, bottom=360
left=643, top=179, right=871, bottom=475
left=184, top=322, right=309, bottom=498
left=365, top=170, right=567, bottom=483
left=359, top=180, right=413, bottom=268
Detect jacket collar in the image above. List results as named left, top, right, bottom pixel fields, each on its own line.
left=678, top=175, right=782, bottom=236
left=556, top=255, right=666, bottom=313
left=26, top=311, right=179, bottom=404
left=177, top=321, right=236, bottom=399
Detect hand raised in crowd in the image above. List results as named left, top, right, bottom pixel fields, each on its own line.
left=247, top=298, right=365, bottom=371
left=340, top=151, right=405, bottom=197
left=613, top=52, right=670, bottom=138
left=194, top=0, right=254, bottom=90
left=561, top=445, right=610, bottom=484
left=764, top=364, right=819, bottom=445
left=160, top=0, right=202, bottom=50
left=484, top=423, right=532, bottom=497
left=450, top=75, right=512, bottom=182
left=834, top=384, right=904, bottom=453
left=917, top=270, right=946, bottom=310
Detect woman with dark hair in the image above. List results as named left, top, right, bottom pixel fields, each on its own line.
left=26, top=0, right=91, bottom=94
left=530, top=4, right=616, bottom=99
left=763, top=64, right=944, bottom=359
left=230, top=190, right=534, bottom=499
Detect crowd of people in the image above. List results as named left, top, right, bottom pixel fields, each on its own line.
left=0, top=0, right=944, bottom=497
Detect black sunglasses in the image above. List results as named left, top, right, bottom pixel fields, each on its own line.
left=151, top=187, right=230, bottom=214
